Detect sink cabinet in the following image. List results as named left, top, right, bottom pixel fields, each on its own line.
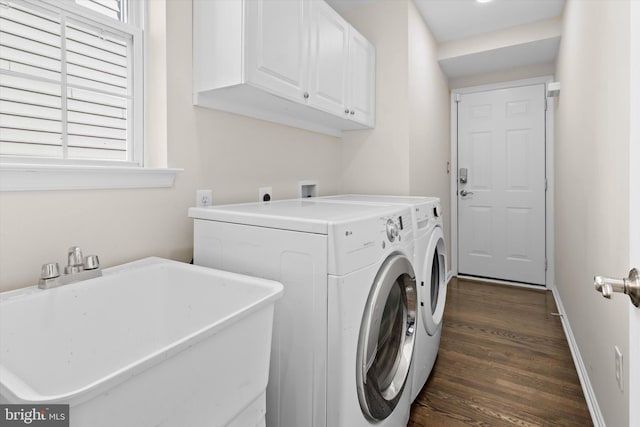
left=193, top=0, right=375, bottom=136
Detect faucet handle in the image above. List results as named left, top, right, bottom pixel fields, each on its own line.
left=68, top=246, right=83, bottom=266
left=41, top=262, right=60, bottom=280
left=65, top=246, right=85, bottom=274
left=84, top=255, right=100, bottom=270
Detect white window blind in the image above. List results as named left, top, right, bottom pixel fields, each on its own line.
left=0, top=0, right=141, bottom=164
left=75, top=0, right=128, bottom=22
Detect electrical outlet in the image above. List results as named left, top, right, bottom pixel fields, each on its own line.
left=615, top=345, right=623, bottom=392
left=196, top=189, right=212, bottom=207
left=259, top=187, right=272, bottom=203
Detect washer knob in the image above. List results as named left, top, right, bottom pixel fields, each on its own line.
left=386, top=219, right=398, bottom=242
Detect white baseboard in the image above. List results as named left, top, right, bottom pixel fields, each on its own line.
left=446, top=270, right=455, bottom=284
left=456, top=274, right=546, bottom=290
left=551, top=288, right=605, bottom=427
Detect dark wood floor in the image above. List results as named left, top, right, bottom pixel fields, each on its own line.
left=408, top=278, right=593, bottom=427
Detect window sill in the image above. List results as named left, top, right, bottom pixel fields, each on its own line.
left=0, top=164, right=182, bottom=192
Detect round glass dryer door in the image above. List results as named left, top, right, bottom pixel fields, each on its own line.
left=422, top=226, right=447, bottom=336
left=356, top=254, right=417, bottom=421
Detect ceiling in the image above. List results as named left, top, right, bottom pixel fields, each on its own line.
left=413, top=0, right=565, bottom=43
left=326, top=0, right=566, bottom=79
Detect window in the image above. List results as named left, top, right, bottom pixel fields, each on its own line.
left=0, top=0, right=143, bottom=166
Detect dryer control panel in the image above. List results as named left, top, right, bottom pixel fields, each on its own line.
left=415, top=202, right=441, bottom=230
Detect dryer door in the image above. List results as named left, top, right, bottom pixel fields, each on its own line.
left=421, top=226, right=447, bottom=335
left=356, top=254, right=417, bottom=421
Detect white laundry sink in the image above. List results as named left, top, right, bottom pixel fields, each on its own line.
left=0, top=257, right=283, bottom=427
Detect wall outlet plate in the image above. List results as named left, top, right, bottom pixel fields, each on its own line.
left=259, top=187, right=272, bottom=203
left=615, top=345, right=623, bottom=392
left=196, top=189, right=212, bottom=207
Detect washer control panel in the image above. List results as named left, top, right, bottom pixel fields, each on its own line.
left=383, top=214, right=409, bottom=244
left=329, top=207, right=413, bottom=275
left=385, top=218, right=399, bottom=242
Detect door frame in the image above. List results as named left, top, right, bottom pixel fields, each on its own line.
left=629, top=1, right=639, bottom=424
left=450, top=76, right=555, bottom=289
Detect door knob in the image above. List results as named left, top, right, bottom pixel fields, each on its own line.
left=459, top=189, right=474, bottom=197
left=594, top=268, right=640, bottom=307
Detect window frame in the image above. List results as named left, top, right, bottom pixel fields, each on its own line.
left=0, top=0, right=180, bottom=191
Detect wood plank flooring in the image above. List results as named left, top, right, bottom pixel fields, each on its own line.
left=408, top=278, right=593, bottom=427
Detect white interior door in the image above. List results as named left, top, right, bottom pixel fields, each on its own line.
left=457, top=84, right=546, bottom=285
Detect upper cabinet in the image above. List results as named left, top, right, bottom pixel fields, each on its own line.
left=244, top=0, right=308, bottom=103
left=193, top=0, right=375, bottom=137
left=347, top=28, right=376, bottom=126
left=307, top=0, right=349, bottom=118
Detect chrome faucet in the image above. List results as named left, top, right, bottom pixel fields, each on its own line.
left=38, top=246, right=102, bottom=289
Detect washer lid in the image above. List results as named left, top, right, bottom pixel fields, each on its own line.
left=316, top=195, right=441, bottom=231
left=319, top=194, right=440, bottom=206
left=189, top=200, right=401, bottom=234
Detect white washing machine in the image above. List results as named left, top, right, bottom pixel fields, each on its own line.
left=189, top=200, right=417, bottom=427
left=315, top=195, right=448, bottom=401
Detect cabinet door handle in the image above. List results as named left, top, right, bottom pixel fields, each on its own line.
left=303, top=92, right=309, bottom=99
left=350, top=110, right=355, bottom=115
left=345, top=108, right=350, bottom=114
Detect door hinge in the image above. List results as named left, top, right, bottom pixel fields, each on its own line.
left=545, top=259, right=548, bottom=271
left=454, top=93, right=462, bottom=103
left=545, top=178, right=548, bottom=191
left=545, top=98, right=548, bottom=111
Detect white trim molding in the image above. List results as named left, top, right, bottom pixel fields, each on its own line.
left=552, top=287, right=605, bottom=426
left=456, top=274, right=546, bottom=291
left=0, top=164, right=181, bottom=191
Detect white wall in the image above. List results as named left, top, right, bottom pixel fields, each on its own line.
left=165, top=0, right=342, bottom=205
left=554, top=1, right=630, bottom=425
left=448, top=62, right=555, bottom=90
left=438, top=17, right=562, bottom=62
left=340, top=0, right=411, bottom=194
left=407, top=0, right=451, bottom=261
left=0, top=0, right=449, bottom=292
left=0, top=0, right=342, bottom=291
left=339, top=0, right=451, bottom=260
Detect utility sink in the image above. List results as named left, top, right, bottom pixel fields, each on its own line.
left=0, top=257, right=283, bottom=427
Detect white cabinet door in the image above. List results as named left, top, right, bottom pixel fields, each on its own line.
left=245, top=0, right=308, bottom=103
left=193, top=0, right=376, bottom=135
left=347, top=28, right=375, bottom=127
left=457, top=84, right=546, bottom=285
left=308, top=0, right=349, bottom=117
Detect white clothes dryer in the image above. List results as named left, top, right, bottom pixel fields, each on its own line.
left=189, top=200, right=417, bottom=427
left=315, top=195, right=448, bottom=401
